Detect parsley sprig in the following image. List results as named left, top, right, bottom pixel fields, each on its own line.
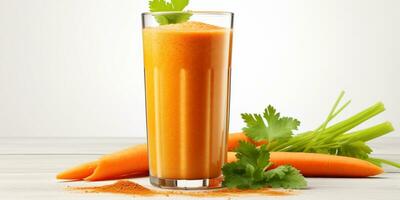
left=149, top=0, right=191, bottom=25
left=242, top=105, right=300, bottom=144
left=222, top=141, right=307, bottom=189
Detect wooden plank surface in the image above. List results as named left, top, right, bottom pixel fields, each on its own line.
left=0, top=137, right=399, bottom=200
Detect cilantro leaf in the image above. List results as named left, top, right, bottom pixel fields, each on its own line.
left=222, top=142, right=270, bottom=189
left=242, top=105, right=300, bottom=143
left=171, top=0, right=189, bottom=10
left=222, top=141, right=307, bottom=190
left=234, top=141, right=270, bottom=169
left=222, top=162, right=267, bottom=189
left=149, top=0, right=191, bottom=25
left=149, top=0, right=174, bottom=11
left=264, top=165, right=307, bottom=189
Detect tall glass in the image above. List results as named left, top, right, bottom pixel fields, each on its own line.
left=142, top=11, right=233, bottom=189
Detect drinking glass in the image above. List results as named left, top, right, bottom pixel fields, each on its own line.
left=142, top=11, right=234, bottom=189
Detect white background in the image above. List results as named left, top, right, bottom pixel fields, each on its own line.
left=0, top=0, right=399, bottom=137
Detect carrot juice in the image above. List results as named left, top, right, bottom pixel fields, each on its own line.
left=142, top=13, right=233, bottom=189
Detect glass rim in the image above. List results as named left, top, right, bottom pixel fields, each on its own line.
left=142, top=11, right=234, bottom=16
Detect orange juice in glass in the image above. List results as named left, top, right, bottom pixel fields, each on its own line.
left=142, top=11, right=233, bottom=189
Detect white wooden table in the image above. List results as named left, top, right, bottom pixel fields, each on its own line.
left=1, top=137, right=399, bottom=200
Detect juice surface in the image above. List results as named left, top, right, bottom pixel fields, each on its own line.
left=143, top=21, right=232, bottom=179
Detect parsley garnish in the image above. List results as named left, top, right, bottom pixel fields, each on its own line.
left=149, top=0, right=191, bottom=25
left=242, top=105, right=300, bottom=143
left=222, top=141, right=307, bottom=189
left=264, top=165, right=308, bottom=189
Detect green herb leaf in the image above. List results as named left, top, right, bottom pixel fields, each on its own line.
left=171, top=0, right=189, bottom=10
left=149, top=0, right=174, bottom=11
left=222, top=141, right=306, bottom=189
left=234, top=141, right=270, bottom=168
left=222, top=142, right=270, bottom=189
left=264, top=165, right=307, bottom=189
left=242, top=105, right=300, bottom=143
left=149, top=0, right=191, bottom=25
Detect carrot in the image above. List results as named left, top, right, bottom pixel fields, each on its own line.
left=56, top=161, right=98, bottom=180
left=85, top=144, right=149, bottom=181
left=227, top=152, right=383, bottom=177
left=57, top=133, right=263, bottom=181
left=57, top=144, right=148, bottom=181
left=57, top=147, right=382, bottom=181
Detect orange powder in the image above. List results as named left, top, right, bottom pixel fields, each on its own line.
left=69, top=180, right=293, bottom=197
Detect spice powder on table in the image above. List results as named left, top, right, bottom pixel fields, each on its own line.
left=68, top=180, right=294, bottom=197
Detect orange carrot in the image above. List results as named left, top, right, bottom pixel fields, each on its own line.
left=227, top=152, right=383, bottom=177
left=57, top=146, right=382, bottom=181
left=85, top=144, right=149, bottom=181
left=56, top=161, right=98, bottom=180
left=57, top=133, right=259, bottom=181
left=57, top=144, right=148, bottom=181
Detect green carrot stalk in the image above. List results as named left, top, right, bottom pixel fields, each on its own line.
left=338, top=122, right=394, bottom=143
left=322, top=102, right=385, bottom=138
left=302, top=102, right=386, bottom=151
left=370, top=158, right=400, bottom=168
left=243, top=91, right=398, bottom=168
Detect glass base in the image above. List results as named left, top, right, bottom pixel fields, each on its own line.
left=150, top=176, right=223, bottom=190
